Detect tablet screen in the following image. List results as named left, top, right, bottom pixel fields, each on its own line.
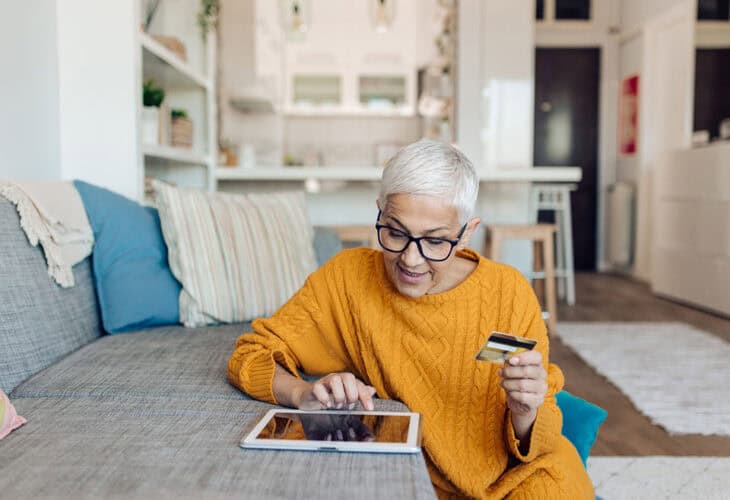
left=255, top=412, right=411, bottom=443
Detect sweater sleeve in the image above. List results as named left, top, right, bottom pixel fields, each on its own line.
left=227, top=258, right=353, bottom=404
left=504, top=274, right=565, bottom=462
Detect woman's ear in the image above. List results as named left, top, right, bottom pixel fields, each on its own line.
left=460, top=217, right=482, bottom=248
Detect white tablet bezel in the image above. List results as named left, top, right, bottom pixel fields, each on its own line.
left=240, top=409, right=422, bottom=454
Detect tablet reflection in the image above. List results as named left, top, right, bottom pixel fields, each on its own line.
left=257, top=413, right=411, bottom=443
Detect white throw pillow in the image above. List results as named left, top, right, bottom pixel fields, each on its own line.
left=152, top=181, right=317, bottom=327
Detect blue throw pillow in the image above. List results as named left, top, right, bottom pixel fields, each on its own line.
left=556, top=390, right=607, bottom=466
left=73, top=181, right=181, bottom=333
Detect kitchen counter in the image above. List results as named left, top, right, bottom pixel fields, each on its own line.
left=216, top=166, right=582, bottom=183
left=216, top=165, right=582, bottom=274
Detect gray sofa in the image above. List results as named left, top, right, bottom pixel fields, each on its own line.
left=0, top=199, right=436, bottom=499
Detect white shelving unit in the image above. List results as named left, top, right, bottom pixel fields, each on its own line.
left=137, top=2, right=217, bottom=194
left=143, top=144, right=210, bottom=165
left=140, top=32, right=211, bottom=90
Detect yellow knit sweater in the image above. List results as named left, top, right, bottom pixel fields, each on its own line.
left=228, top=248, right=592, bottom=499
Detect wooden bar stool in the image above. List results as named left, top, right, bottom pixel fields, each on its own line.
left=333, top=225, right=379, bottom=250
left=484, top=224, right=558, bottom=335
left=529, top=183, right=577, bottom=305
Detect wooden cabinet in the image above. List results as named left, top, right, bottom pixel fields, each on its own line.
left=268, top=0, right=421, bottom=116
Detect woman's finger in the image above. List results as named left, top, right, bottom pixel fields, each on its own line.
left=506, top=390, right=543, bottom=408
left=340, top=373, right=360, bottom=404
left=312, top=383, right=332, bottom=408
left=501, top=378, right=543, bottom=393
left=507, top=350, right=542, bottom=367
left=327, top=375, right=347, bottom=408
left=356, top=381, right=375, bottom=410
left=500, top=364, right=546, bottom=380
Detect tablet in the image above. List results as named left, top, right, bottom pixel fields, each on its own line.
left=240, top=409, right=422, bottom=454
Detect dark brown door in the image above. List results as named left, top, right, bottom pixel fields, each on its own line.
left=533, top=48, right=600, bottom=271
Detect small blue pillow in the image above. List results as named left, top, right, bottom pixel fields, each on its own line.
left=556, top=390, right=607, bottom=466
left=74, top=181, right=181, bottom=333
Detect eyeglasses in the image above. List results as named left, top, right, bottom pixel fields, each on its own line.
left=374, top=210, right=467, bottom=262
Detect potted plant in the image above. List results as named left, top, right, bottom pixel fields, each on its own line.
left=198, top=0, right=219, bottom=40
left=170, top=109, right=193, bottom=149
left=142, top=80, right=166, bottom=145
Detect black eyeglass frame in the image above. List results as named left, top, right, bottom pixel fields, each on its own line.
left=374, top=210, right=468, bottom=262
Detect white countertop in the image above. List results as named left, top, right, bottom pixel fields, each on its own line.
left=216, top=166, right=582, bottom=183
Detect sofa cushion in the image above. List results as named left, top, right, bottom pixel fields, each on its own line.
left=11, top=324, right=253, bottom=401
left=0, top=389, right=26, bottom=439
left=0, top=199, right=101, bottom=394
left=74, top=181, right=182, bottom=333
left=556, top=390, right=607, bottom=466
left=152, top=181, right=317, bottom=327
left=0, top=396, right=433, bottom=499
left=313, top=226, right=343, bottom=266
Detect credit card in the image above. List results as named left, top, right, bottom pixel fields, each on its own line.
left=475, top=331, right=537, bottom=365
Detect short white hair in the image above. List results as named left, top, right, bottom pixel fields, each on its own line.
left=379, top=139, right=479, bottom=224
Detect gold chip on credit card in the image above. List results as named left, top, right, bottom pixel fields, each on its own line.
left=475, top=331, right=537, bottom=365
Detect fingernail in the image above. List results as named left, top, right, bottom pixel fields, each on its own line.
left=510, top=357, right=519, bottom=365
left=326, top=401, right=332, bottom=408
left=366, top=401, right=374, bottom=411
left=498, top=369, right=503, bottom=376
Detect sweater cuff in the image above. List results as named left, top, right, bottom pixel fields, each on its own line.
left=505, top=405, right=556, bottom=463
left=244, top=350, right=300, bottom=405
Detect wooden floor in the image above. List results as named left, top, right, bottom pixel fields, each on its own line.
left=551, top=273, right=730, bottom=456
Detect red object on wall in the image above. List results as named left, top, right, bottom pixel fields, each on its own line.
left=619, top=75, right=639, bottom=155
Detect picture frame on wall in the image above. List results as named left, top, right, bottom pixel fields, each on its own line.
left=619, top=74, right=639, bottom=155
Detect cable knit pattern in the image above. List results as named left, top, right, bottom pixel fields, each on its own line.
left=228, top=248, right=593, bottom=499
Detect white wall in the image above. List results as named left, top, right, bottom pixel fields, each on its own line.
left=0, top=0, right=140, bottom=200
left=621, top=0, right=689, bottom=33
left=0, top=0, right=61, bottom=181
left=616, top=0, right=696, bottom=281
left=56, top=0, right=140, bottom=200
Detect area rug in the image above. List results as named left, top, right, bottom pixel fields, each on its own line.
left=556, top=322, right=730, bottom=435
left=588, top=456, right=730, bottom=499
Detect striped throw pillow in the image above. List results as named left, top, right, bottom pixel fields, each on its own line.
left=152, top=181, right=317, bottom=327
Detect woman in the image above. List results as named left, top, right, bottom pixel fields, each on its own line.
left=228, top=139, right=593, bottom=499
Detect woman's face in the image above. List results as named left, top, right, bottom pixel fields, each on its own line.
left=378, top=194, right=478, bottom=298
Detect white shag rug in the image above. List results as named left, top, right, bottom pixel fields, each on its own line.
left=557, top=322, right=730, bottom=436
left=588, top=456, right=730, bottom=499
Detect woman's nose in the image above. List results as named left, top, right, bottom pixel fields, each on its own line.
left=400, top=240, right=424, bottom=267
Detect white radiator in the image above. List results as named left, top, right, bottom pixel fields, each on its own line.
left=607, top=182, right=635, bottom=267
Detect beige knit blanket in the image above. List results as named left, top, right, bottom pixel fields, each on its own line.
left=0, top=181, right=94, bottom=287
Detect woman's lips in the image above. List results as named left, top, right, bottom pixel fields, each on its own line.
left=397, top=264, right=428, bottom=284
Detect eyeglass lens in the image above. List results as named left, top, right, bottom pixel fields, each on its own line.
left=377, top=226, right=453, bottom=261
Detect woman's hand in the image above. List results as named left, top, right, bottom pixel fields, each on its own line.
left=498, top=350, right=547, bottom=439
left=293, top=372, right=376, bottom=411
